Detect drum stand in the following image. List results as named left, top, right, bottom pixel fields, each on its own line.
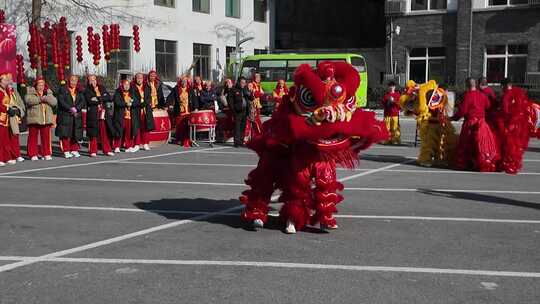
left=189, top=123, right=216, bottom=147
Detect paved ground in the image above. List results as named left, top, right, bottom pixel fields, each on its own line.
left=0, top=116, right=539, bottom=304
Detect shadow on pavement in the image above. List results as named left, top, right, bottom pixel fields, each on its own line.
left=418, top=189, right=540, bottom=211
left=133, top=198, right=323, bottom=233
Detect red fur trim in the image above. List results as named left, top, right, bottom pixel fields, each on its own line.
left=294, top=64, right=326, bottom=106
left=279, top=201, right=311, bottom=230
left=322, top=61, right=360, bottom=99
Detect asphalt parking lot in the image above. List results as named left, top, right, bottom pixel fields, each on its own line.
left=0, top=117, right=539, bottom=304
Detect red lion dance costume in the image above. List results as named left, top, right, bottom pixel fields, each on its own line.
left=240, top=61, right=388, bottom=234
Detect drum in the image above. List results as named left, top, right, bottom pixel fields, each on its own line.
left=189, top=110, right=217, bottom=132
left=148, top=109, right=171, bottom=147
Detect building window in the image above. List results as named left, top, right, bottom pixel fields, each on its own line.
left=155, top=39, right=177, bottom=81
left=193, top=43, right=211, bottom=80
left=193, top=0, right=210, bottom=13
left=485, top=44, right=527, bottom=84
left=408, top=47, right=446, bottom=84
left=154, top=0, right=175, bottom=8
left=411, top=0, right=447, bottom=11
left=488, top=0, right=528, bottom=6
left=226, top=46, right=236, bottom=67
left=254, top=0, right=267, bottom=22
left=226, top=0, right=241, bottom=18
left=254, top=48, right=268, bottom=55
left=107, top=36, right=131, bottom=78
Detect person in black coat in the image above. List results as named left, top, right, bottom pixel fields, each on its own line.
left=189, top=76, right=204, bottom=111
left=199, top=81, right=218, bottom=111
left=228, top=77, right=254, bottom=147
left=56, top=75, right=85, bottom=159
left=84, top=75, right=114, bottom=157
left=112, top=79, right=141, bottom=153
left=166, top=77, right=194, bottom=146
left=132, top=72, right=158, bottom=151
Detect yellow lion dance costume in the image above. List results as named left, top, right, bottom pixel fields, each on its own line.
left=400, top=80, right=457, bottom=167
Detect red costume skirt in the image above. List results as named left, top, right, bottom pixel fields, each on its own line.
left=455, top=117, right=499, bottom=172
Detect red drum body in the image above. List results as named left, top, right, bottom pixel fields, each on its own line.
left=189, top=110, right=217, bottom=131
left=148, top=109, right=172, bottom=147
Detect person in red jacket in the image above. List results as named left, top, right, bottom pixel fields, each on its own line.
left=452, top=78, right=499, bottom=172
left=381, top=81, right=401, bottom=144
left=498, top=78, right=531, bottom=174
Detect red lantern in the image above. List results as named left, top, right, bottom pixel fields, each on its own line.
left=16, top=54, right=26, bottom=87
left=102, top=25, right=111, bottom=61
left=75, top=35, right=83, bottom=63
left=87, top=26, right=94, bottom=53
left=133, top=25, right=141, bottom=53
left=51, top=24, right=59, bottom=68
left=39, top=33, right=47, bottom=70
left=93, top=33, right=101, bottom=66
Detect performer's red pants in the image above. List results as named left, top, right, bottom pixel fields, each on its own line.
left=113, top=118, right=134, bottom=149
left=175, top=114, right=190, bottom=146
left=27, top=124, right=52, bottom=157
left=10, top=133, right=21, bottom=158
left=60, top=137, right=79, bottom=153
left=89, top=120, right=112, bottom=154
left=0, top=125, right=16, bottom=162
left=137, top=113, right=150, bottom=145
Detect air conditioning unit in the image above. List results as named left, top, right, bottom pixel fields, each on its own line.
left=528, top=0, right=540, bottom=5
left=386, top=0, right=407, bottom=15
left=526, top=72, right=540, bottom=89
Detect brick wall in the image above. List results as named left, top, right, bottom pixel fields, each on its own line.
left=471, top=9, right=540, bottom=79
left=390, top=13, right=458, bottom=84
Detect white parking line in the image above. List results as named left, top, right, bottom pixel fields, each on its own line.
left=0, top=204, right=245, bottom=273
left=344, top=188, right=540, bottom=195
left=0, top=256, right=538, bottom=278
left=0, top=146, right=231, bottom=176
left=114, top=161, right=540, bottom=175
left=2, top=176, right=538, bottom=195
left=339, top=159, right=416, bottom=182
left=0, top=176, right=246, bottom=187
left=2, top=204, right=540, bottom=224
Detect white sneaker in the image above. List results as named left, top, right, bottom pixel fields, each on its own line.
left=106, top=152, right=115, bottom=156
left=44, top=155, right=53, bottom=161
left=285, top=220, right=297, bottom=234
left=114, top=148, right=121, bottom=153
left=7, top=159, right=16, bottom=165
left=252, top=219, right=264, bottom=230
left=125, top=147, right=133, bottom=153
left=143, top=144, right=150, bottom=151
left=64, top=152, right=73, bottom=159
left=31, top=156, right=39, bottom=161
left=131, top=145, right=140, bottom=152
left=16, top=157, right=24, bottom=162
left=72, top=151, right=81, bottom=158
left=0, top=161, right=5, bottom=166
left=90, top=153, right=97, bottom=157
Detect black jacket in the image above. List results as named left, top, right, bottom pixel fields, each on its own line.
left=133, top=84, right=156, bottom=131
left=84, top=84, right=112, bottom=137
left=200, top=89, right=218, bottom=110
left=112, top=88, right=141, bottom=139
left=228, top=85, right=254, bottom=113
left=55, top=86, right=85, bottom=140
left=166, top=85, right=195, bottom=117
left=189, top=88, right=203, bottom=111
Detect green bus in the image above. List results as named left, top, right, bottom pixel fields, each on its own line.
left=237, top=53, right=368, bottom=107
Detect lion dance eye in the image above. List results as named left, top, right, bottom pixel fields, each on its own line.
left=299, top=87, right=316, bottom=109
left=330, top=84, right=344, bottom=99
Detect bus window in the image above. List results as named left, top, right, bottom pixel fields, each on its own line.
left=351, top=57, right=366, bottom=73
left=286, top=60, right=317, bottom=81
left=241, top=60, right=258, bottom=79
left=316, top=59, right=346, bottom=65
left=258, top=60, right=287, bottom=82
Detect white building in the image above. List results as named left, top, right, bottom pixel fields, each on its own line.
left=13, top=0, right=271, bottom=82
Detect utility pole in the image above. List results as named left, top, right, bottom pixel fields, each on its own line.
left=234, top=28, right=254, bottom=80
